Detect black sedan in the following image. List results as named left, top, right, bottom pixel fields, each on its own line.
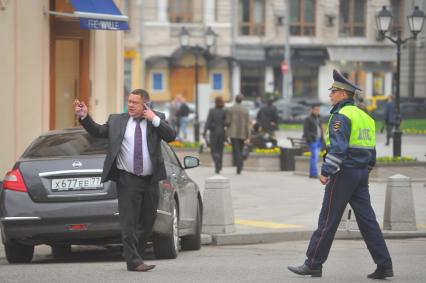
left=0, top=128, right=202, bottom=263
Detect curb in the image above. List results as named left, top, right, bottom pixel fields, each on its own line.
left=201, top=229, right=426, bottom=246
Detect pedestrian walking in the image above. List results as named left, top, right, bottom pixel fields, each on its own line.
left=303, top=104, right=323, bottom=178
left=384, top=95, right=397, bottom=146
left=226, top=94, right=251, bottom=174
left=203, top=96, right=227, bottom=174
left=73, top=89, right=176, bottom=272
left=256, top=97, right=279, bottom=141
left=177, top=97, right=190, bottom=141
left=170, top=94, right=182, bottom=136
left=288, top=70, right=393, bottom=279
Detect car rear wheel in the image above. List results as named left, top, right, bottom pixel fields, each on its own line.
left=51, top=244, right=72, bottom=257
left=153, top=198, right=179, bottom=259
left=181, top=198, right=202, bottom=251
left=5, top=241, right=34, bottom=263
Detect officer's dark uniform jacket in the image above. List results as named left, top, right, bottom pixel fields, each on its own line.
left=321, top=98, right=376, bottom=177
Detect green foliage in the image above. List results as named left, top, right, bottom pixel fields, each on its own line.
left=376, top=156, right=417, bottom=163
left=169, top=140, right=201, bottom=149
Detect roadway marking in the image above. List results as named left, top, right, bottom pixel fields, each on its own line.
left=235, top=218, right=303, bottom=229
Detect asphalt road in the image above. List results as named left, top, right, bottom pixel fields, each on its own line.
left=1, top=238, right=425, bottom=282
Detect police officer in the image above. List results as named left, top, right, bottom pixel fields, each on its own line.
left=288, top=70, right=393, bottom=279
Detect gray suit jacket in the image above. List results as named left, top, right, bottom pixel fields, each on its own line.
left=225, top=104, right=250, bottom=140
left=80, top=112, right=176, bottom=183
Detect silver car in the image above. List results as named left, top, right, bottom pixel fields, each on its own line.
left=0, top=128, right=202, bottom=263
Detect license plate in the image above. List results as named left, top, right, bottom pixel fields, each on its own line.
left=51, top=177, right=102, bottom=191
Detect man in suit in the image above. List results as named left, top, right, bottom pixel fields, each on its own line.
left=73, top=89, right=176, bottom=272
left=226, top=94, right=251, bottom=174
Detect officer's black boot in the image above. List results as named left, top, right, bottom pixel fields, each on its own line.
left=288, top=264, right=322, bottom=277
left=367, top=266, right=394, bottom=279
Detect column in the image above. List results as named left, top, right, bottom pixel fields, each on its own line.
left=204, top=0, right=215, bottom=24
left=264, top=66, right=274, bottom=93
left=232, top=63, right=241, bottom=99
left=384, top=72, right=393, bottom=96
left=365, top=72, right=373, bottom=96
left=157, top=0, right=168, bottom=22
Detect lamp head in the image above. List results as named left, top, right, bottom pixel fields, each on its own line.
left=407, top=6, right=426, bottom=39
left=179, top=27, right=190, bottom=47
left=204, top=26, right=217, bottom=49
left=376, top=6, right=393, bottom=35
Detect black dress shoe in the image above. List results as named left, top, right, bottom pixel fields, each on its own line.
left=367, top=267, right=394, bottom=279
left=288, top=264, right=322, bottom=277
left=128, top=263, right=156, bottom=272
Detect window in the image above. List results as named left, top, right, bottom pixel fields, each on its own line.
left=240, top=65, right=264, bottom=98
left=152, top=72, right=164, bottom=91
left=339, top=0, right=366, bottom=37
left=292, top=66, right=318, bottom=98
left=169, top=0, right=203, bottom=23
left=390, top=0, right=404, bottom=36
left=290, top=0, right=316, bottom=36
left=239, top=0, right=265, bottom=36
left=23, top=132, right=108, bottom=158
left=212, top=73, right=223, bottom=91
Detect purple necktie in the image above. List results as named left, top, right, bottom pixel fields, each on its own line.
left=134, top=119, right=143, bottom=175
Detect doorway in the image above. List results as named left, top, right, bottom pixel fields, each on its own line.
left=54, top=39, right=80, bottom=129
left=50, top=14, right=90, bottom=130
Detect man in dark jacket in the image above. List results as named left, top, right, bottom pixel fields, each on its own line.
left=203, top=96, right=226, bottom=174
left=73, top=89, right=176, bottom=272
left=303, top=104, right=323, bottom=178
left=384, top=95, right=396, bottom=146
left=256, top=98, right=279, bottom=139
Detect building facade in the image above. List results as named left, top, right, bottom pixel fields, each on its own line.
left=124, top=0, right=233, bottom=105
left=128, top=0, right=412, bottom=105
left=0, top=0, right=126, bottom=177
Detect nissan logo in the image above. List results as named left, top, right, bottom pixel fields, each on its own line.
left=72, top=161, right=83, bottom=168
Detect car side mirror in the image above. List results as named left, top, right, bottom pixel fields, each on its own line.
left=183, top=156, right=200, bottom=169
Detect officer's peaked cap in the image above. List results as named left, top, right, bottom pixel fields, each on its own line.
left=329, top=69, right=362, bottom=93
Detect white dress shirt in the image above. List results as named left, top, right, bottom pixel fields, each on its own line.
left=116, top=116, right=160, bottom=176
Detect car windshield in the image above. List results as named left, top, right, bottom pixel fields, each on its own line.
left=22, top=131, right=108, bottom=158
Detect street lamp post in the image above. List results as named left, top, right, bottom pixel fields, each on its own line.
left=179, top=26, right=217, bottom=143
left=375, top=6, right=425, bottom=157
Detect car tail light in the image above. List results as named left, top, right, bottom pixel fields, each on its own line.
left=3, top=169, right=28, bottom=192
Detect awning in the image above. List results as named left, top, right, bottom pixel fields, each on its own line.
left=48, top=0, right=129, bottom=31
left=327, top=46, right=395, bottom=62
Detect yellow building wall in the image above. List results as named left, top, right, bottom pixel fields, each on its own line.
left=0, top=0, right=50, bottom=177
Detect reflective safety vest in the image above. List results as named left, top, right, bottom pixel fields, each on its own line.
left=325, top=105, right=376, bottom=149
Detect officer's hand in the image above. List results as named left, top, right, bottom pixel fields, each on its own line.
left=319, top=174, right=330, bottom=185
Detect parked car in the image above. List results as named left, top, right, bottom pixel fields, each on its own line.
left=0, top=128, right=202, bottom=263
left=152, top=102, right=195, bottom=122
left=371, top=101, right=426, bottom=120
left=275, top=99, right=310, bottom=122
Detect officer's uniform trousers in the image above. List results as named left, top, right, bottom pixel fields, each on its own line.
left=304, top=167, right=392, bottom=269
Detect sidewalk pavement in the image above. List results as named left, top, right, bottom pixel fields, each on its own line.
left=187, top=165, right=426, bottom=246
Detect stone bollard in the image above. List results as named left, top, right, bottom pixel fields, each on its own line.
left=202, top=175, right=236, bottom=234
left=383, top=174, right=417, bottom=231
left=338, top=205, right=359, bottom=231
